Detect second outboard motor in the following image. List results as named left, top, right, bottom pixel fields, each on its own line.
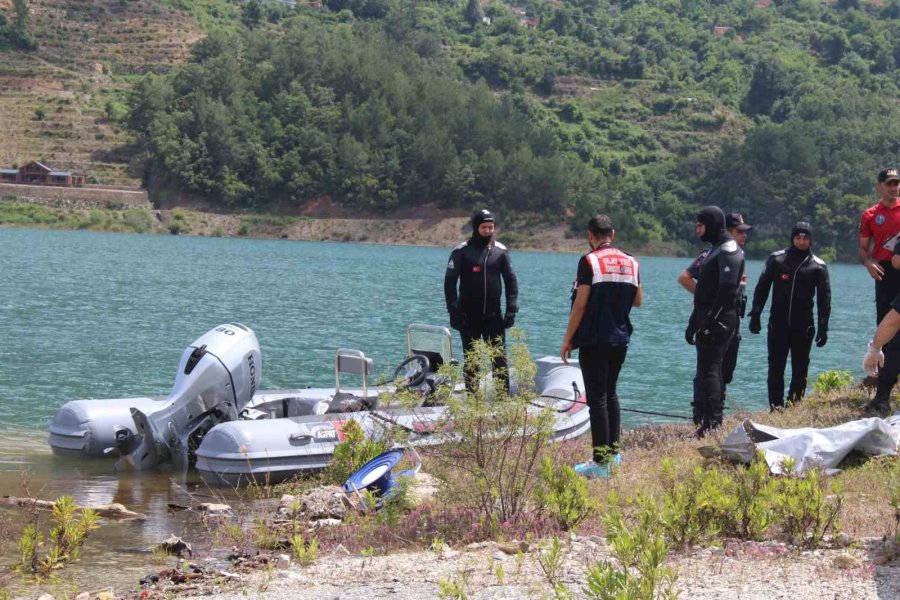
left=115, top=323, right=261, bottom=472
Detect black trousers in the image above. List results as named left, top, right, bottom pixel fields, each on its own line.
left=692, top=329, right=738, bottom=425
left=459, top=314, right=507, bottom=393
left=722, top=329, right=741, bottom=386
left=767, top=325, right=814, bottom=408
left=578, top=344, right=627, bottom=464
left=874, top=263, right=900, bottom=404
left=694, top=328, right=733, bottom=433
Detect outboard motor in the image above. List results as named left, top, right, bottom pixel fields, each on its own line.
left=114, top=323, right=261, bottom=472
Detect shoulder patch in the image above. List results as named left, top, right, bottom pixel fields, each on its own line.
left=453, top=241, right=468, bottom=251
left=812, top=255, right=826, bottom=265
left=493, top=241, right=508, bottom=250
left=721, top=240, right=738, bottom=252
left=772, top=249, right=787, bottom=256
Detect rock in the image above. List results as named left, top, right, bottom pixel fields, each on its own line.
left=156, top=535, right=193, bottom=558
left=498, top=540, right=529, bottom=555
left=276, top=494, right=299, bottom=518
left=439, top=548, right=461, bottom=560
left=833, top=532, right=852, bottom=548
left=276, top=554, right=292, bottom=569
left=309, top=518, right=342, bottom=530
left=96, top=592, right=115, bottom=600
left=37, top=594, right=55, bottom=600
left=93, top=502, right=145, bottom=520
left=833, top=554, right=861, bottom=570
left=196, top=503, right=232, bottom=516
left=297, top=486, right=348, bottom=520
left=492, top=551, right=508, bottom=561
left=75, top=593, right=90, bottom=600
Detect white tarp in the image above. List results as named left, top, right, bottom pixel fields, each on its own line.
left=720, top=414, right=900, bottom=475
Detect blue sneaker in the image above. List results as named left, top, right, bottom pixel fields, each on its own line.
left=611, top=453, right=622, bottom=466
left=574, top=461, right=610, bottom=479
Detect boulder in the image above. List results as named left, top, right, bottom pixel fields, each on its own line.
left=155, top=535, right=193, bottom=558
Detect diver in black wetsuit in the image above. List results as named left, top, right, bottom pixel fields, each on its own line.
left=444, top=209, right=519, bottom=393
left=748, top=222, right=831, bottom=409
left=685, top=206, right=745, bottom=437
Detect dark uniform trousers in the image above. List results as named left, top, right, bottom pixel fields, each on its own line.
left=460, top=314, right=508, bottom=394
left=579, top=344, right=627, bottom=464
left=874, top=262, right=900, bottom=403
left=693, top=326, right=734, bottom=431
left=767, top=325, right=814, bottom=407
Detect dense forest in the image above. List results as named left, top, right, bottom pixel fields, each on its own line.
left=121, top=0, right=900, bottom=258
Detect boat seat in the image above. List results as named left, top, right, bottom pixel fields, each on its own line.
left=335, top=348, right=374, bottom=398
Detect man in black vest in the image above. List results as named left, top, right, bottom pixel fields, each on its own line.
left=561, top=214, right=642, bottom=478
left=748, top=222, right=831, bottom=409
left=445, top=209, right=519, bottom=393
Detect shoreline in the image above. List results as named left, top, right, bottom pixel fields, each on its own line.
left=0, top=200, right=689, bottom=257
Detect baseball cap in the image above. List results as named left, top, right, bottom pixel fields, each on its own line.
left=725, top=213, right=752, bottom=231
left=878, top=167, right=900, bottom=183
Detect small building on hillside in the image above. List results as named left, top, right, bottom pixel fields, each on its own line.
left=0, top=161, right=85, bottom=187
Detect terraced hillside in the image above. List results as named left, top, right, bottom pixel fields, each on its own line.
left=0, top=0, right=205, bottom=186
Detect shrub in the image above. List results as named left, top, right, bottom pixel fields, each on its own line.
left=15, top=496, right=100, bottom=581
left=432, top=333, right=554, bottom=523
left=326, top=419, right=389, bottom=485
left=290, top=534, right=319, bottom=566
left=772, top=466, right=842, bottom=549
left=813, top=370, right=853, bottom=395
left=536, top=457, right=598, bottom=531
left=583, top=493, right=679, bottom=600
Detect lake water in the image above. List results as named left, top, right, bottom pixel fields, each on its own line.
left=0, top=227, right=872, bottom=591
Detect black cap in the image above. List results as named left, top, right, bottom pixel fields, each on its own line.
left=792, top=221, right=812, bottom=239
left=725, top=213, right=752, bottom=231
left=471, top=209, right=495, bottom=230
left=878, top=167, right=900, bottom=183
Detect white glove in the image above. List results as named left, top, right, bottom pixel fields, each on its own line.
left=863, top=341, right=884, bottom=377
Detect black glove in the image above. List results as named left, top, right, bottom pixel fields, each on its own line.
left=748, top=313, right=761, bottom=334
left=449, top=311, right=467, bottom=331
left=503, top=312, right=516, bottom=329
left=685, top=324, right=696, bottom=345
left=815, top=329, right=828, bottom=347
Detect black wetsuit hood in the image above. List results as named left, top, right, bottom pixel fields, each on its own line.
left=697, top=206, right=728, bottom=245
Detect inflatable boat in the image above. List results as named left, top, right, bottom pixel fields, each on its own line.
left=49, top=323, right=589, bottom=486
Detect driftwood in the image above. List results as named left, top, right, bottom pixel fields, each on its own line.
left=1, top=495, right=146, bottom=520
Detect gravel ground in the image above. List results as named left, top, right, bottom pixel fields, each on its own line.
left=204, top=536, right=900, bottom=600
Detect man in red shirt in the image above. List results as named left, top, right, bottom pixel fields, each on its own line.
left=859, top=166, right=900, bottom=412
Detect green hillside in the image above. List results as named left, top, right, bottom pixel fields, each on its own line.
left=3, top=0, right=900, bottom=257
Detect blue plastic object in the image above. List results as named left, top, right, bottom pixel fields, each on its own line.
left=342, top=448, right=407, bottom=498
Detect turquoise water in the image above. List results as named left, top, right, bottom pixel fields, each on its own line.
left=0, top=227, right=873, bottom=591
left=0, top=227, right=871, bottom=430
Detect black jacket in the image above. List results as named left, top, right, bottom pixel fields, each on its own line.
left=689, top=210, right=745, bottom=334
left=750, top=247, right=831, bottom=331
left=444, top=238, right=518, bottom=318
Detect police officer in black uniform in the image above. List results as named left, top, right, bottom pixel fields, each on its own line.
left=685, top=206, right=745, bottom=436
left=445, top=209, right=519, bottom=393
left=748, top=221, right=831, bottom=409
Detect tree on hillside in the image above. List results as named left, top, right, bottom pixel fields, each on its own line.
left=464, top=0, right=484, bottom=28
left=10, top=0, right=37, bottom=50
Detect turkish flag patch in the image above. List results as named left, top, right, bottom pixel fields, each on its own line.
left=472, top=266, right=481, bottom=273
left=780, top=274, right=790, bottom=281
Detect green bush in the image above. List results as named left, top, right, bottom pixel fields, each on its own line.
left=584, top=493, right=679, bottom=600
left=433, top=333, right=554, bottom=523
left=326, top=419, right=389, bottom=486
left=15, top=496, right=100, bottom=581
left=813, top=370, right=853, bottom=394
left=536, top=457, right=598, bottom=531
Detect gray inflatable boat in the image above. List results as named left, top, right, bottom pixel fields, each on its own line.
left=49, top=323, right=589, bottom=486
